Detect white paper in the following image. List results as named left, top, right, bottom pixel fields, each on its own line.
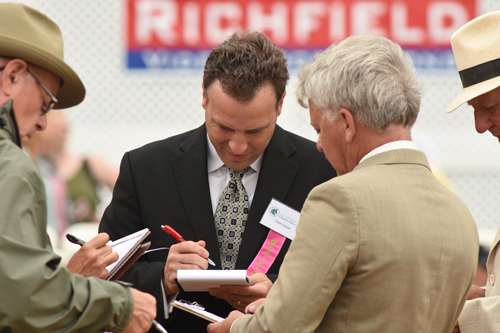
left=259, top=198, right=301, bottom=240
left=177, top=269, right=250, bottom=292
left=105, top=228, right=149, bottom=273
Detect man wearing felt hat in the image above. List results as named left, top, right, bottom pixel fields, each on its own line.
left=446, top=10, right=500, bottom=333
left=0, top=3, right=157, bottom=332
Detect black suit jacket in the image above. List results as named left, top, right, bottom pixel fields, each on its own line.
left=99, top=124, right=336, bottom=332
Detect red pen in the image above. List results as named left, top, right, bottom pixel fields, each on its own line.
left=161, top=225, right=216, bottom=266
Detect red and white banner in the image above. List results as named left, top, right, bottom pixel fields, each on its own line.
left=126, top=0, right=478, bottom=70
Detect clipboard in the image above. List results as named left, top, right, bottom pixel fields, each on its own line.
left=106, top=228, right=151, bottom=281
left=172, top=300, right=224, bottom=322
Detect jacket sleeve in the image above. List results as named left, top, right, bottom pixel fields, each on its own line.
left=0, top=161, right=134, bottom=333
left=232, top=180, right=359, bottom=332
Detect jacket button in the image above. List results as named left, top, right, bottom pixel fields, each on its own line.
left=490, top=274, right=495, bottom=286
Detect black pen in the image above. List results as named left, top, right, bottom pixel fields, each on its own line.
left=66, top=233, right=86, bottom=246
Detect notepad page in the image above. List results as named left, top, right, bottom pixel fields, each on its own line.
left=106, top=228, right=149, bottom=273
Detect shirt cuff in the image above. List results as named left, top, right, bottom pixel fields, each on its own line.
left=160, top=279, right=178, bottom=319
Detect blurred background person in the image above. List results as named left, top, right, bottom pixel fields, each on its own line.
left=27, top=111, right=118, bottom=224
left=26, top=111, right=119, bottom=262
left=25, top=115, right=69, bottom=244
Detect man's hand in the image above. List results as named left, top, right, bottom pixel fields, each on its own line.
left=162, top=240, right=210, bottom=295
left=207, top=310, right=245, bottom=333
left=452, top=284, right=486, bottom=333
left=245, top=298, right=265, bottom=314
left=120, top=288, right=157, bottom=333
left=467, top=284, right=485, bottom=300
left=66, top=233, right=118, bottom=279
left=209, top=273, right=272, bottom=312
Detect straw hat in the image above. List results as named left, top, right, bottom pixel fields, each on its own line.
left=446, top=10, right=500, bottom=113
left=0, top=3, right=85, bottom=109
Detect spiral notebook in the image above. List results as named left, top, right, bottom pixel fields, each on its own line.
left=105, top=228, right=151, bottom=281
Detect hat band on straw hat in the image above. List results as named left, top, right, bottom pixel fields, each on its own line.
left=459, top=58, right=500, bottom=88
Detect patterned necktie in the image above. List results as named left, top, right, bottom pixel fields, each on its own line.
left=214, top=167, right=250, bottom=270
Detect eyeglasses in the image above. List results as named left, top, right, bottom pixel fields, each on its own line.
left=0, top=66, right=58, bottom=115
left=26, top=68, right=58, bottom=115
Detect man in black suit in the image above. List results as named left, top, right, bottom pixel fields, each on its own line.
left=99, top=31, right=336, bottom=332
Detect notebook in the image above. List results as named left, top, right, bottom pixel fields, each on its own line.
left=106, top=228, right=151, bottom=281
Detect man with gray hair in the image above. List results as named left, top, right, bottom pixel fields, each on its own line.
left=208, top=35, right=478, bottom=333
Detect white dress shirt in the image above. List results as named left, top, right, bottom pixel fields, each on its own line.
left=207, top=134, right=263, bottom=214
left=359, top=140, right=419, bottom=164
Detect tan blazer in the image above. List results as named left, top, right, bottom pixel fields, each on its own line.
left=459, top=231, right=500, bottom=332
left=232, top=149, right=478, bottom=333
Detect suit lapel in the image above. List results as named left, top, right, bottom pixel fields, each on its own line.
left=172, top=124, right=222, bottom=267
left=236, top=126, right=299, bottom=267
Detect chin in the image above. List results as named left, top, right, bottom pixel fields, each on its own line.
left=226, top=160, right=252, bottom=171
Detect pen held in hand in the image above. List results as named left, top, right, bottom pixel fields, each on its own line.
left=152, top=319, right=168, bottom=333
left=67, top=235, right=166, bottom=332
left=66, top=233, right=86, bottom=246
left=161, top=225, right=216, bottom=267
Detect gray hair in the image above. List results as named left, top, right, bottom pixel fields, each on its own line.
left=296, top=35, right=421, bottom=132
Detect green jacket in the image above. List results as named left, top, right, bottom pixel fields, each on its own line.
left=0, top=103, right=134, bottom=332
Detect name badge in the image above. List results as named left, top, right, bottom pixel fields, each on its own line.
left=259, top=198, right=300, bottom=240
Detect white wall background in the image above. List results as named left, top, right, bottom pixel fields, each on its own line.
left=8, top=0, right=500, bottom=245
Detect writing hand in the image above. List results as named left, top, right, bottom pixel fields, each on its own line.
left=162, top=240, right=210, bottom=294
left=66, top=233, right=118, bottom=279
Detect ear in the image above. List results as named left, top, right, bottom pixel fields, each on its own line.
left=201, top=83, right=208, bottom=110
left=276, top=91, right=286, bottom=117
left=1, top=59, right=28, bottom=96
left=339, top=108, right=356, bottom=143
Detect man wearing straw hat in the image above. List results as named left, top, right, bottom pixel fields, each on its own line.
left=0, top=4, right=156, bottom=332
left=446, top=10, right=500, bottom=333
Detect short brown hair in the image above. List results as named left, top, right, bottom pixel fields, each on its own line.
left=203, top=31, right=289, bottom=108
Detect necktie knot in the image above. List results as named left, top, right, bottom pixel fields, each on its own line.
left=229, top=167, right=250, bottom=181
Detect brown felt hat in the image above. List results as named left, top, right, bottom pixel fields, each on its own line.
left=0, top=3, right=85, bottom=109
left=447, top=11, right=500, bottom=113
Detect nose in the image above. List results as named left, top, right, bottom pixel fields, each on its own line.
left=474, top=108, right=492, bottom=134
left=229, top=133, right=248, bottom=155
left=36, top=114, right=47, bottom=131
left=316, top=136, right=323, bottom=152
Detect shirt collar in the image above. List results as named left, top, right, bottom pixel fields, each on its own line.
left=359, top=140, right=419, bottom=164
left=206, top=133, right=263, bottom=173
